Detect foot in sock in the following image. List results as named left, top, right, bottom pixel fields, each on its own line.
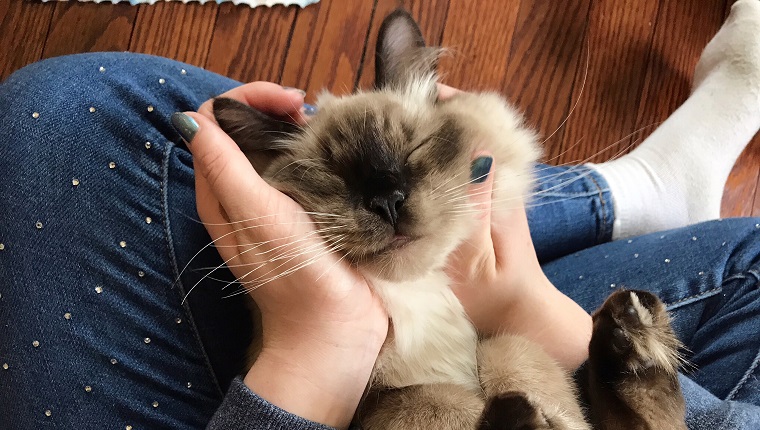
left=589, top=0, right=760, bottom=240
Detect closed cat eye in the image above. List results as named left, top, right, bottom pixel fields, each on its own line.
left=406, top=137, right=434, bottom=161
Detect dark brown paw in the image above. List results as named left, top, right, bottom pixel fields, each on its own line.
left=478, top=392, right=551, bottom=430
left=586, top=290, right=688, bottom=430
left=591, top=289, right=682, bottom=375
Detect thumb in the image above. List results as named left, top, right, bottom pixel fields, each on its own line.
left=447, top=153, right=496, bottom=274
left=463, top=153, right=496, bottom=252
left=172, top=111, right=275, bottom=219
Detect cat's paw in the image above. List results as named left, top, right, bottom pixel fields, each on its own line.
left=359, top=384, right=484, bottom=430
left=478, top=392, right=551, bottom=430
left=590, top=290, right=682, bottom=376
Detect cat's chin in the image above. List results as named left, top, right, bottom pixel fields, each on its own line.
left=358, top=239, right=449, bottom=282
left=386, top=234, right=416, bottom=250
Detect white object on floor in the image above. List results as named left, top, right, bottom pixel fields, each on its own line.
left=589, top=0, right=760, bottom=240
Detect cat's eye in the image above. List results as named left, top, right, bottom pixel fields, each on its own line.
left=406, top=138, right=433, bottom=161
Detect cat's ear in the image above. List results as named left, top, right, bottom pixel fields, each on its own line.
left=375, top=9, right=439, bottom=96
left=212, top=97, right=301, bottom=172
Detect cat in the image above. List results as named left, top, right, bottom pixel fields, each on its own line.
left=212, top=9, right=687, bottom=430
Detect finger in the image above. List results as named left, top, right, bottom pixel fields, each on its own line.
left=446, top=153, right=496, bottom=274
left=180, top=111, right=317, bottom=245
left=437, top=83, right=461, bottom=100
left=462, top=153, right=496, bottom=254
left=178, top=111, right=278, bottom=220
left=467, top=153, right=495, bottom=219
left=197, top=81, right=308, bottom=124
left=193, top=168, right=233, bottom=239
left=490, top=199, right=535, bottom=271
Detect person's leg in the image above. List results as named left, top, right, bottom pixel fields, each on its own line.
left=526, top=163, right=614, bottom=263
left=544, top=218, right=760, bottom=427
left=0, top=52, right=250, bottom=428
left=528, top=0, right=760, bottom=257
left=589, top=0, right=760, bottom=240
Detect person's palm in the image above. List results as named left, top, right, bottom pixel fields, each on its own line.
left=184, top=82, right=387, bottom=428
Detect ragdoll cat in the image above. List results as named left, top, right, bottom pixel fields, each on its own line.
left=213, top=9, right=687, bottom=430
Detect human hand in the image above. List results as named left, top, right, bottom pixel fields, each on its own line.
left=439, top=84, right=591, bottom=370
left=174, top=82, right=388, bottom=429
left=447, top=155, right=591, bottom=370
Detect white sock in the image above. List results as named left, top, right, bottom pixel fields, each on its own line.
left=589, top=0, right=760, bottom=240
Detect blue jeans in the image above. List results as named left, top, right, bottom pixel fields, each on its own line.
left=0, top=53, right=758, bottom=429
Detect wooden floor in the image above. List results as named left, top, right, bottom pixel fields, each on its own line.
left=2, top=0, right=758, bottom=217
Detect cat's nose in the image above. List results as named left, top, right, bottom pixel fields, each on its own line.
left=369, top=190, right=405, bottom=227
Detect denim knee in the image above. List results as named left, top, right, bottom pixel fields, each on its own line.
left=0, top=52, right=240, bottom=171
left=2, top=52, right=239, bottom=135
left=2, top=52, right=189, bottom=103
left=0, top=52, right=246, bottom=428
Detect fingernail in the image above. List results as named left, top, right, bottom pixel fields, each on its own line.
left=302, top=103, right=318, bottom=116
left=283, top=87, right=307, bottom=97
left=470, top=156, right=493, bottom=183
left=171, top=112, right=199, bottom=144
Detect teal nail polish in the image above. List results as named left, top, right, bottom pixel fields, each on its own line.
left=303, top=104, right=318, bottom=116
left=470, top=156, right=493, bottom=183
left=171, top=112, right=198, bottom=144
left=283, top=87, right=307, bottom=97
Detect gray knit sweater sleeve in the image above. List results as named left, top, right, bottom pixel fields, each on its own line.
left=207, top=377, right=337, bottom=430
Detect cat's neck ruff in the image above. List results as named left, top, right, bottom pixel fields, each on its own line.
left=367, top=270, right=480, bottom=390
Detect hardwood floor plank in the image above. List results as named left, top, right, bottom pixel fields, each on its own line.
left=205, top=4, right=297, bottom=83
left=42, top=2, right=136, bottom=59
left=0, top=0, right=55, bottom=81
left=356, top=0, right=451, bottom=90
left=281, top=0, right=376, bottom=96
left=501, top=0, right=592, bottom=162
left=634, top=0, right=724, bottom=134
left=557, top=0, right=660, bottom=165
left=723, top=139, right=760, bottom=217
left=129, top=2, right=219, bottom=67
left=3, top=0, right=756, bottom=220
left=438, top=0, right=520, bottom=91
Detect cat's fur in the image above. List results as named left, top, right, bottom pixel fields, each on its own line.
left=213, top=9, right=687, bottom=429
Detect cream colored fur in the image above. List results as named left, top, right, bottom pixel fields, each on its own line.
left=353, top=76, right=540, bottom=394
left=224, top=9, right=687, bottom=427
left=478, top=334, right=589, bottom=430
left=370, top=273, right=479, bottom=389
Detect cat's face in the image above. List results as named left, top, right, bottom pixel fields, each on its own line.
left=213, top=10, right=537, bottom=281
left=276, top=89, right=474, bottom=280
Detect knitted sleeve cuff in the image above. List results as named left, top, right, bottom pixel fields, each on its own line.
left=206, top=377, right=337, bottom=430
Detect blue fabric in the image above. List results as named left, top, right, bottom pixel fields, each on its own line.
left=0, top=52, right=758, bottom=429
left=528, top=164, right=615, bottom=263
left=208, top=377, right=335, bottom=430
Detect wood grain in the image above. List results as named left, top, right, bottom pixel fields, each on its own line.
left=634, top=0, right=725, bottom=136
left=723, top=138, right=760, bottom=217
left=558, top=0, right=660, bottom=165
left=502, top=0, right=592, bottom=162
left=437, top=0, right=520, bottom=91
left=0, top=0, right=55, bottom=80
left=205, top=4, right=297, bottom=83
left=0, top=0, right=758, bottom=218
left=280, top=0, right=375, bottom=97
left=129, top=2, right=219, bottom=67
left=42, top=2, right=136, bottom=59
